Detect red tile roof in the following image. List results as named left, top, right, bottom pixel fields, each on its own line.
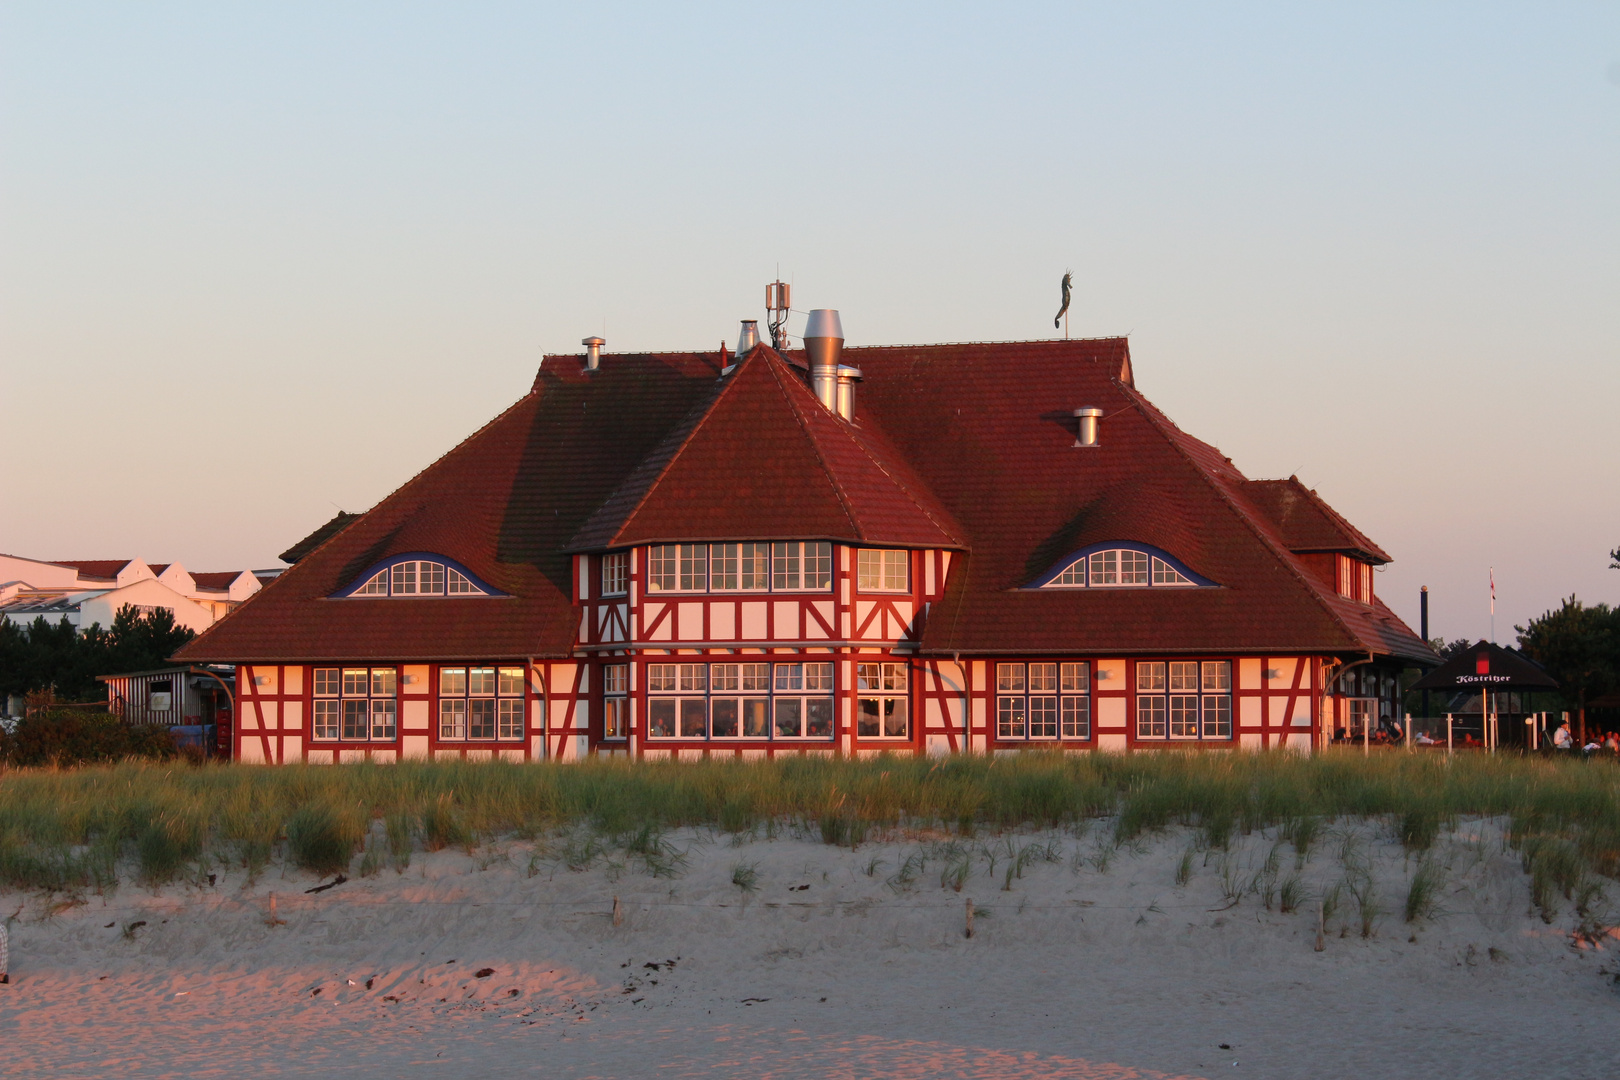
left=177, top=352, right=727, bottom=663
left=278, top=512, right=362, bottom=565
left=569, top=347, right=965, bottom=551
left=177, top=337, right=1432, bottom=665
left=191, top=571, right=246, bottom=590
left=1238, top=477, right=1390, bottom=562
left=50, top=559, right=133, bottom=581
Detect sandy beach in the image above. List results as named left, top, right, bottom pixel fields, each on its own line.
left=2, top=819, right=1617, bottom=1079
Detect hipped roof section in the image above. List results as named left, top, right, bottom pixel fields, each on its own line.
left=568, top=346, right=966, bottom=552
left=176, top=351, right=727, bottom=663
left=176, top=335, right=1433, bottom=665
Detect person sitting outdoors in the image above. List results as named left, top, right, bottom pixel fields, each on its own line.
left=1604, top=731, right=1619, bottom=754
left=1554, top=721, right=1574, bottom=750
left=1415, top=730, right=1438, bottom=746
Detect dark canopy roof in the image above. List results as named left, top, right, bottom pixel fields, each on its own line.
left=1410, top=641, right=1558, bottom=690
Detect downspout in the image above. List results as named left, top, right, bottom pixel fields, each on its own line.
left=1320, top=652, right=1377, bottom=750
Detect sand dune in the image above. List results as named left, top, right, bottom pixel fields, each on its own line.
left=2, top=820, right=1616, bottom=1079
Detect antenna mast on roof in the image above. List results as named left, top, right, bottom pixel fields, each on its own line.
left=766, top=279, right=791, bottom=349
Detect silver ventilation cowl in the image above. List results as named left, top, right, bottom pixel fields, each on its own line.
left=1073, top=407, right=1104, bottom=447
left=835, top=364, right=862, bottom=421
left=737, top=320, right=760, bottom=355
left=803, top=309, right=844, bottom=413
left=582, top=336, right=605, bottom=371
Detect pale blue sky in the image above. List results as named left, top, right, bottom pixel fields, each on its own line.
left=3, top=3, right=1616, bottom=643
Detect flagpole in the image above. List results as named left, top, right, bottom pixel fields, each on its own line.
left=1489, top=567, right=1495, bottom=644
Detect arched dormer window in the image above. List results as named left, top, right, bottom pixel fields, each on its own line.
left=1028, top=543, right=1216, bottom=590
left=330, top=553, right=506, bottom=599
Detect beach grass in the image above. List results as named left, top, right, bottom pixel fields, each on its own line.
left=1, top=749, right=1619, bottom=894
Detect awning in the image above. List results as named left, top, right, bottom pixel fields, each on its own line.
left=1409, top=640, right=1558, bottom=691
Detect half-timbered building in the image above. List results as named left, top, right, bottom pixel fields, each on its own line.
left=175, top=322, right=1434, bottom=763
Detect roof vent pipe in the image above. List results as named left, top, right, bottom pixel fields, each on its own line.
left=804, top=309, right=844, bottom=412
left=1073, top=407, right=1104, bottom=447
left=835, top=365, right=863, bottom=422
left=737, top=320, right=760, bottom=355
left=582, top=336, right=605, bottom=371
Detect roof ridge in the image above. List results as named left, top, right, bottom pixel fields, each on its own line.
left=767, top=357, right=864, bottom=538
left=1119, top=381, right=1370, bottom=654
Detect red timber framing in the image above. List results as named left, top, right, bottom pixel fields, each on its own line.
left=181, top=338, right=1436, bottom=764
left=231, top=661, right=592, bottom=765
left=572, top=544, right=952, bottom=760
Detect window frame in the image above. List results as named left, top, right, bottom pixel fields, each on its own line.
left=602, top=662, right=629, bottom=739
left=601, top=552, right=629, bottom=598
left=856, top=549, right=911, bottom=594
left=437, top=663, right=528, bottom=743
left=1036, top=546, right=1208, bottom=590
left=855, top=661, right=910, bottom=740
left=643, top=542, right=833, bottom=595
left=312, top=666, right=397, bottom=743
left=335, top=555, right=496, bottom=598
left=643, top=660, right=835, bottom=741
left=994, top=661, right=1092, bottom=742
left=1133, top=659, right=1232, bottom=742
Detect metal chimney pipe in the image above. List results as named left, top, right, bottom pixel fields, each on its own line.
left=803, top=309, right=844, bottom=412
left=737, top=320, right=760, bottom=355
left=835, top=365, right=863, bottom=421
left=582, top=336, right=605, bottom=371
left=1073, top=407, right=1104, bottom=447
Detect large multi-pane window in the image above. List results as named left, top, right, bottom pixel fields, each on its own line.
left=995, top=662, right=1091, bottom=741
left=857, top=549, right=910, bottom=592
left=312, top=667, right=396, bottom=742
left=351, top=560, right=485, bottom=596
left=772, top=662, right=835, bottom=737
left=601, top=553, right=628, bottom=597
left=644, top=661, right=833, bottom=739
left=856, top=662, right=909, bottom=738
left=709, top=543, right=772, bottom=591
left=1042, top=550, right=1193, bottom=588
left=772, top=542, right=832, bottom=590
left=1135, top=661, right=1231, bottom=741
left=644, top=542, right=832, bottom=593
left=439, top=665, right=526, bottom=741
left=603, top=663, right=629, bottom=739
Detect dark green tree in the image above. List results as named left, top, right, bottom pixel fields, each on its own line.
left=1516, top=596, right=1620, bottom=743
left=0, top=606, right=195, bottom=702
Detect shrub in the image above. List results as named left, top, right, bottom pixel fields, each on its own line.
left=0, top=709, right=175, bottom=767
left=285, top=803, right=359, bottom=877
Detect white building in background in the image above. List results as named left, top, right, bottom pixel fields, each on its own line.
left=0, top=554, right=263, bottom=634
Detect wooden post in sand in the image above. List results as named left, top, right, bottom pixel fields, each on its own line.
left=612, top=895, right=622, bottom=928
left=1315, top=900, right=1325, bottom=952
left=964, top=898, right=974, bottom=939
left=266, top=893, right=285, bottom=928
left=1, top=919, right=9, bottom=983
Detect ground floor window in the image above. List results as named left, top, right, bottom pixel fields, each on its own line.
left=439, top=665, right=526, bottom=741
left=312, top=667, right=396, bottom=742
left=645, top=661, right=834, bottom=740
left=1135, top=661, right=1231, bottom=741
left=603, top=662, right=629, bottom=739
left=996, top=662, right=1091, bottom=740
left=856, top=662, right=910, bottom=739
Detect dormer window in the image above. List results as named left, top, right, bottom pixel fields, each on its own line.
left=1336, top=555, right=1373, bottom=604
left=1029, top=544, right=1213, bottom=590
left=331, top=554, right=503, bottom=598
